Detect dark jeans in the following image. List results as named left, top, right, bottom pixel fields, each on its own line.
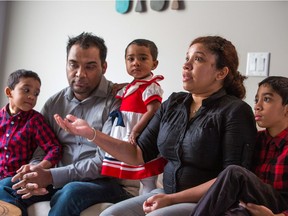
left=0, top=177, right=133, bottom=216
left=191, top=165, right=288, bottom=216
left=0, top=177, right=55, bottom=216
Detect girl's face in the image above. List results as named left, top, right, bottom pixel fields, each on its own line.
left=125, top=44, right=158, bottom=80
left=6, top=77, right=40, bottom=114
left=254, top=84, right=288, bottom=133
left=182, top=43, right=227, bottom=96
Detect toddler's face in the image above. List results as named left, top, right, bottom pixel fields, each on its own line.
left=125, top=44, right=158, bottom=80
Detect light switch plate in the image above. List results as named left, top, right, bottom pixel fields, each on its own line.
left=246, top=52, right=270, bottom=77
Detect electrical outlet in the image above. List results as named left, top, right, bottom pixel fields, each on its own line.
left=246, top=52, right=270, bottom=77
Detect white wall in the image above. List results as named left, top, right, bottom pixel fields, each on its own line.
left=0, top=1, right=7, bottom=89
left=1, top=1, right=287, bottom=111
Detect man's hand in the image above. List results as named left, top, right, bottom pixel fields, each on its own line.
left=12, top=166, right=52, bottom=199
left=143, top=194, right=173, bottom=214
left=15, top=164, right=33, bottom=174
left=14, top=185, right=49, bottom=199
left=13, top=163, right=45, bottom=181
left=12, top=164, right=34, bottom=182
left=112, top=83, right=127, bottom=95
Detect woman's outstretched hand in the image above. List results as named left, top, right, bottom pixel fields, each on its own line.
left=54, top=114, right=94, bottom=140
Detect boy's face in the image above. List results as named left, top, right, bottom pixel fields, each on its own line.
left=6, top=77, right=40, bottom=114
left=125, top=44, right=158, bottom=80
left=254, top=84, right=288, bottom=130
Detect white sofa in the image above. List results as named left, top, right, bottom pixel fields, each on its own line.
left=27, top=175, right=163, bottom=216
left=27, top=202, right=113, bottom=216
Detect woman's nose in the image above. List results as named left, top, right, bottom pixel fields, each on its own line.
left=183, top=62, right=192, bottom=70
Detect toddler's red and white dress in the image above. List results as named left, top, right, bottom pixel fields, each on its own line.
left=101, top=74, right=167, bottom=179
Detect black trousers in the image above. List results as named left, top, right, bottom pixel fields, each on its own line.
left=191, top=165, right=288, bottom=216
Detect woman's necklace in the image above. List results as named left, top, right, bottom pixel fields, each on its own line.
left=189, top=101, right=201, bottom=119
left=191, top=109, right=198, bottom=114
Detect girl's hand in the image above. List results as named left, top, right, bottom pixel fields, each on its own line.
left=129, top=131, right=140, bottom=145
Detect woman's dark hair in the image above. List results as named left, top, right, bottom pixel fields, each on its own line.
left=66, top=32, right=107, bottom=65
left=190, top=36, right=247, bottom=99
left=8, top=69, right=41, bottom=89
left=125, top=39, right=158, bottom=61
left=259, top=76, right=288, bottom=105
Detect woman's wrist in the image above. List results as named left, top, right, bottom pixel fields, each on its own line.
left=87, top=127, right=97, bottom=142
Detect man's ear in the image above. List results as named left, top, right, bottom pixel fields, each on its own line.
left=102, top=61, right=108, bottom=75
left=5, top=87, right=12, bottom=98
left=216, top=66, right=229, bottom=80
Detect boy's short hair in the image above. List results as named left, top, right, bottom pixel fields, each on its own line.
left=7, top=69, right=41, bottom=90
left=259, top=76, right=288, bottom=105
left=125, top=39, right=158, bottom=61
left=66, top=32, right=107, bottom=65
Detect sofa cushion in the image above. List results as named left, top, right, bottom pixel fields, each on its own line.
left=27, top=201, right=50, bottom=216
left=27, top=174, right=163, bottom=216
left=81, top=203, right=114, bottom=216
left=27, top=202, right=113, bottom=216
